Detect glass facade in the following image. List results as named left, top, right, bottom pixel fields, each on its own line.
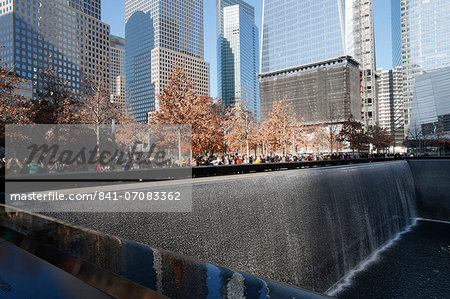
left=260, top=0, right=377, bottom=125
left=261, top=0, right=344, bottom=73
left=410, top=67, right=450, bottom=137
left=0, top=0, right=110, bottom=97
left=125, top=0, right=210, bottom=122
left=125, top=11, right=155, bottom=122
left=401, top=0, right=450, bottom=136
left=125, top=0, right=204, bottom=58
left=110, top=35, right=126, bottom=106
left=217, top=0, right=260, bottom=121
left=391, top=0, right=402, bottom=67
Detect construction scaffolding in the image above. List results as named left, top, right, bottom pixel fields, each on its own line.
left=259, top=56, right=361, bottom=126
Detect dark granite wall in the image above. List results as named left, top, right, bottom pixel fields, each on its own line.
left=53, top=160, right=417, bottom=293
left=407, top=159, right=450, bottom=222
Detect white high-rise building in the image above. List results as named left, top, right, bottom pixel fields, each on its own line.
left=377, top=69, right=394, bottom=134
left=376, top=67, right=404, bottom=149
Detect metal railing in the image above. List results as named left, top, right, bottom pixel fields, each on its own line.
left=3, top=156, right=450, bottom=183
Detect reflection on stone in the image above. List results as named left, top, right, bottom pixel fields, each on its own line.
left=0, top=205, right=322, bottom=298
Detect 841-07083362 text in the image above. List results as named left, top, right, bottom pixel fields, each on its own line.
left=9, top=191, right=183, bottom=202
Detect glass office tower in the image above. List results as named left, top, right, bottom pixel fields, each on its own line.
left=410, top=67, right=450, bottom=138
left=391, top=0, right=402, bottom=67
left=125, top=11, right=155, bottom=120
left=0, top=0, right=110, bottom=96
left=217, top=0, right=260, bottom=121
left=401, top=0, right=450, bottom=136
left=260, top=0, right=377, bottom=126
left=125, top=0, right=210, bottom=122
left=110, top=35, right=126, bottom=106
left=261, top=0, right=344, bottom=73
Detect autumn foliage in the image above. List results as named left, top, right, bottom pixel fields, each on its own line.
left=223, top=105, right=257, bottom=156
left=149, top=64, right=224, bottom=155
left=0, top=62, right=33, bottom=146
left=1, top=60, right=410, bottom=157
left=260, top=100, right=304, bottom=155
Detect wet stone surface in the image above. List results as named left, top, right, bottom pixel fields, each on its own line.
left=334, top=220, right=450, bottom=299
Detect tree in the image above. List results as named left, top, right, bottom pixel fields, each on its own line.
left=326, top=103, right=341, bottom=153
left=78, top=74, right=124, bottom=157
left=223, top=105, right=257, bottom=157
left=309, top=125, right=328, bottom=154
left=340, top=118, right=368, bottom=153
left=33, top=68, right=80, bottom=124
left=192, top=96, right=224, bottom=156
left=150, top=63, right=224, bottom=157
left=0, top=61, right=33, bottom=147
left=260, top=100, right=302, bottom=155
left=405, top=120, right=424, bottom=155
left=114, top=107, right=141, bottom=149
left=368, top=125, right=393, bottom=152
left=432, top=133, right=450, bottom=155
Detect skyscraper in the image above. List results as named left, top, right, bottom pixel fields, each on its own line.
left=68, top=0, right=101, bottom=19
left=401, top=0, right=450, bottom=137
left=410, top=67, right=450, bottom=138
left=260, top=0, right=377, bottom=125
left=125, top=0, right=210, bottom=122
left=0, top=0, right=110, bottom=96
left=391, top=0, right=402, bottom=67
left=376, top=69, right=394, bottom=134
left=217, top=0, right=260, bottom=121
left=110, top=35, right=126, bottom=106
left=376, top=67, right=404, bottom=149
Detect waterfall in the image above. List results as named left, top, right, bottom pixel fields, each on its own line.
left=47, top=160, right=419, bottom=293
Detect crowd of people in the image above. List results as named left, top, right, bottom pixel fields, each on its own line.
left=0, top=148, right=412, bottom=175
left=1, top=153, right=184, bottom=175
left=191, top=152, right=405, bottom=166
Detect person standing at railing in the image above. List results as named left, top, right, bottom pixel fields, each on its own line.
left=27, top=157, right=44, bottom=174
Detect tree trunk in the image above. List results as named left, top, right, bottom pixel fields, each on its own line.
left=96, top=124, right=100, bottom=159
left=246, top=137, right=249, bottom=158
left=292, top=131, right=295, bottom=154
left=190, top=144, right=192, bottom=167
left=178, top=127, right=182, bottom=167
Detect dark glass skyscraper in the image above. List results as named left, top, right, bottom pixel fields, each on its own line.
left=217, top=0, right=260, bottom=121
left=125, top=11, right=155, bottom=120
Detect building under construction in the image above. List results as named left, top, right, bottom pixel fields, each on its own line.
left=258, top=56, right=362, bottom=126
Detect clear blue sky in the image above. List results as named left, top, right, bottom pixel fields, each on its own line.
left=102, top=0, right=393, bottom=98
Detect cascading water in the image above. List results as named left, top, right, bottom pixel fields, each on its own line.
left=50, top=160, right=418, bottom=293
left=304, top=161, right=417, bottom=291
left=326, top=219, right=418, bottom=297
